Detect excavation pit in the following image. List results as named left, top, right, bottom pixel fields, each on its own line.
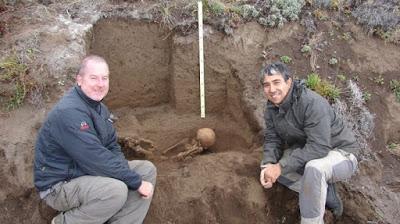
left=88, top=18, right=302, bottom=224
left=91, top=19, right=257, bottom=156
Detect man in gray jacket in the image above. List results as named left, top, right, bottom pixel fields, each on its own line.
left=34, top=55, right=156, bottom=224
left=259, top=62, right=359, bottom=224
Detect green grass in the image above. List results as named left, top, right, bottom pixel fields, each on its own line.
left=305, top=73, right=321, bottom=90
left=0, top=55, right=27, bottom=81
left=0, top=55, right=31, bottom=110
left=306, top=73, right=341, bottom=102
left=6, top=82, right=26, bottom=110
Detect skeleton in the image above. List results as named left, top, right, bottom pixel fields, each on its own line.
left=162, top=128, right=216, bottom=161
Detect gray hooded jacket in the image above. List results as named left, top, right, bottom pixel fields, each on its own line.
left=262, top=80, right=360, bottom=174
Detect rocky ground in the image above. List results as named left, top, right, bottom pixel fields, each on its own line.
left=0, top=0, right=399, bottom=223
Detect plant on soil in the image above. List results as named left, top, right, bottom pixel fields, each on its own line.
left=306, top=73, right=321, bottom=90
left=280, top=55, right=292, bottom=64
left=330, top=0, right=340, bottom=10
left=0, top=55, right=34, bottom=110
left=362, top=91, right=372, bottom=102
left=306, top=73, right=341, bottom=102
left=352, top=0, right=400, bottom=33
left=6, top=82, right=26, bottom=110
left=301, top=44, right=311, bottom=54
left=389, top=79, right=400, bottom=102
left=387, top=142, right=398, bottom=150
left=310, top=0, right=348, bottom=10
left=311, top=0, right=331, bottom=8
left=238, top=4, right=260, bottom=20
left=341, top=32, right=352, bottom=41
left=373, top=75, right=384, bottom=85
left=387, top=142, right=400, bottom=155
left=375, top=28, right=400, bottom=45
left=204, top=0, right=225, bottom=16
left=256, top=0, right=305, bottom=27
left=313, top=9, right=329, bottom=21
left=337, top=74, right=346, bottom=82
left=0, top=55, right=27, bottom=81
left=375, top=28, right=392, bottom=41
left=328, top=57, right=338, bottom=65
left=154, top=0, right=179, bottom=29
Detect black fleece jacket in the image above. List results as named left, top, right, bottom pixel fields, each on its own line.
left=34, top=85, right=142, bottom=191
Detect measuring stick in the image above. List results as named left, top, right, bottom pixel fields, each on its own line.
left=198, top=0, right=205, bottom=118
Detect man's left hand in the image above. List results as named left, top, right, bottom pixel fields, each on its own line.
left=264, top=163, right=282, bottom=183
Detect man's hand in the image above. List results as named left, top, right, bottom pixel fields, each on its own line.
left=264, top=163, right=282, bottom=183
left=260, top=167, right=273, bottom=189
left=137, top=181, right=154, bottom=199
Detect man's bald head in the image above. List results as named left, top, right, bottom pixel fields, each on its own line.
left=77, top=55, right=109, bottom=77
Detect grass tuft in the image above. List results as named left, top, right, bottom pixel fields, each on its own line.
left=306, top=73, right=341, bottom=102
left=0, top=54, right=36, bottom=110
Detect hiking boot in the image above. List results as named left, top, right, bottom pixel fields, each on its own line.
left=326, top=183, right=343, bottom=219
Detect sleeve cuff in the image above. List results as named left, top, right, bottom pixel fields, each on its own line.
left=278, top=156, right=294, bottom=174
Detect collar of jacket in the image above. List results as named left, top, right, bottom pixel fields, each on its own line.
left=267, top=79, right=304, bottom=114
left=74, top=85, right=101, bottom=110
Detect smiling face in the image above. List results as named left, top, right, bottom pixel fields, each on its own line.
left=76, top=60, right=109, bottom=101
left=263, top=73, right=292, bottom=105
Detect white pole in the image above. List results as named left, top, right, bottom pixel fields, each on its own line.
left=198, top=0, right=205, bottom=118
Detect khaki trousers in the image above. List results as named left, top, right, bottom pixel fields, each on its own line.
left=277, top=149, right=358, bottom=224
left=44, top=160, right=156, bottom=224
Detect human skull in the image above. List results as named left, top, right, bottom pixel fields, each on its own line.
left=196, top=128, right=216, bottom=148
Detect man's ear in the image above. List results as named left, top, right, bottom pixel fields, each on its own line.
left=286, top=77, right=292, bottom=85
left=76, top=75, right=82, bottom=86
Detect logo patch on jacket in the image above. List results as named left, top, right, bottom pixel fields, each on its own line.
left=80, top=121, right=90, bottom=131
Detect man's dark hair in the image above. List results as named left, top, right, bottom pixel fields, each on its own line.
left=259, top=62, right=291, bottom=84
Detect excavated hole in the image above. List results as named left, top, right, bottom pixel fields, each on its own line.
left=89, top=18, right=300, bottom=224
left=90, top=19, right=255, bottom=157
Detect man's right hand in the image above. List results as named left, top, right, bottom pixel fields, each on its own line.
left=260, top=168, right=273, bottom=189
left=137, top=181, right=154, bottom=199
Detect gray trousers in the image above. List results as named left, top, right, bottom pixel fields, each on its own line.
left=277, top=149, right=358, bottom=224
left=44, top=160, right=157, bottom=224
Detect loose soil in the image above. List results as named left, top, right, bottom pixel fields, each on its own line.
left=0, top=1, right=399, bottom=224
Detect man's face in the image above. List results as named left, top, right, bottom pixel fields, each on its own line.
left=76, top=61, right=109, bottom=101
left=263, top=73, right=292, bottom=105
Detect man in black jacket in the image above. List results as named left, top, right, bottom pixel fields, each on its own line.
left=34, top=55, right=156, bottom=224
left=259, top=62, right=359, bottom=223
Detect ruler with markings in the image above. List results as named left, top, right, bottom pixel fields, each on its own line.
left=198, top=0, right=205, bottom=118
